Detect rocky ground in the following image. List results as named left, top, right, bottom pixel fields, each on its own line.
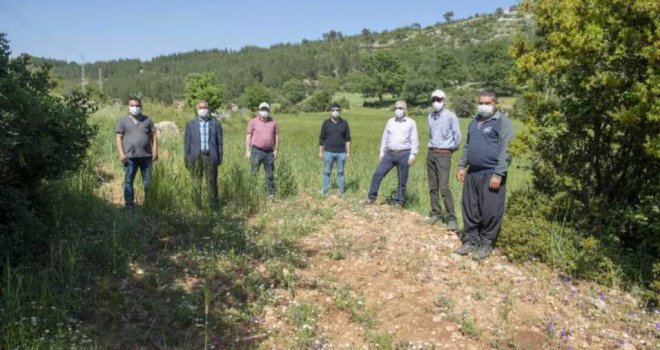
left=257, top=196, right=659, bottom=349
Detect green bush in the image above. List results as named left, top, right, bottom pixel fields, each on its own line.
left=0, top=34, right=97, bottom=264
left=302, top=89, right=333, bottom=112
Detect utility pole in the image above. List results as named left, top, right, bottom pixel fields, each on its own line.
left=81, top=62, right=86, bottom=93
left=98, top=67, right=103, bottom=92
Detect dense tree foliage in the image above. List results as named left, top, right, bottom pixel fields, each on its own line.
left=0, top=34, right=96, bottom=262
left=184, top=72, right=224, bottom=111
left=510, top=0, right=659, bottom=299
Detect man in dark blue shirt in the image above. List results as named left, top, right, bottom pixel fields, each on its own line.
left=455, top=90, right=514, bottom=260
left=318, top=102, right=351, bottom=196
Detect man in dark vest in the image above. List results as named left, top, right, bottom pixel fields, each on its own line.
left=184, top=100, right=223, bottom=208
left=455, top=90, right=514, bottom=260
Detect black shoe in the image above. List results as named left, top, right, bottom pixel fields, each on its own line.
left=426, top=215, right=442, bottom=225
left=472, top=244, right=493, bottom=261
left=453, top=242, right=477, bottom=255
left=362, top=198, right=375, bottom=205
left=447, top=220, right=458, bottom=231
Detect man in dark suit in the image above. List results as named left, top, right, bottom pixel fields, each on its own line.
left=184, top=100, right=223, bottom=208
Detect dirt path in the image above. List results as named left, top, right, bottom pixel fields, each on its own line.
left=258, top=197, right=658, bottom=349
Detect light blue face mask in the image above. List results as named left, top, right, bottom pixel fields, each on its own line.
left=129, top=106, right=141, bottom=116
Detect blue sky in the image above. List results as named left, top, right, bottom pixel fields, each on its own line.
left=0, top=0, right=518, bottom=63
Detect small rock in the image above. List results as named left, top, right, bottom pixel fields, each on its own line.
left=591, top=298, right=607, bottom=311
left=154, top=121, right=179, bottom=137
left=432, top=315, right=443, bottom=322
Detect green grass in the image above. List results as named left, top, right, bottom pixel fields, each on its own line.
left=0, top=97, right=528, bottom=349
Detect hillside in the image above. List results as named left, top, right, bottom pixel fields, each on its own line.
left=35, top=9, right=530, bottom=104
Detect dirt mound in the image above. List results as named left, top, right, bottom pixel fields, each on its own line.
left=259, top=198, right=658, bottom=349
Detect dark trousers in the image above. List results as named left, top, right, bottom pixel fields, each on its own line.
left=462, top=172, right=507, bottom=245
left=123, top=156, right=152, bottom=206
left=368, top=151, right=410, bottom=204
left=190, top=154, right=219, bottom=208
left=427, top=152, right=456, bottom=221
left=251, top=147, right=275, bottom=195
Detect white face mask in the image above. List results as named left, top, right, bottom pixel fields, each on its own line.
left=259, top=110, right=269, bottom=118
left=197, top=108, right=209, bottom=118
left=331, top=111, right=340, bottom=118
left=432, top=101, right=444, bottom=111
left=394, top=109, right=405, bottom=119
left=129, top=106, right=141, bottom=116
left=477, top=104, right=494, bottom=117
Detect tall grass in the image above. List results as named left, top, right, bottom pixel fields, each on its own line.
left=0, top=97, right=528, bottom=348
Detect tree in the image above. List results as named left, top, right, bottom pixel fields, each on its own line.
left=184, top=72, right=224, bottom=111
left=355, top=51, right=406, bottom=103
left=511, top=0, right=659, bottom=289
left=443, top=11, right=454, bottom=23
left=0, top=33, right=96, bottom=260
left=282, top=78, right=306, bottom=104
left=239, top=83, right=272, bottom=111
left=302, top=89, right=333, bottom=112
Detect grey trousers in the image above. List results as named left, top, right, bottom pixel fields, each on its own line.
left=427, top=152, right=456, bottom=221
left=462, top=172, right=507, bottom=245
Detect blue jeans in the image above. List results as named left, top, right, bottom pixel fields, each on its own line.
left=250, top=147, right=275, bottom=195
left=368, top=151, right=410, bottom=204
left=123, top=156, right=152, bottom=206
left=322, top=151, right=346, bottom=195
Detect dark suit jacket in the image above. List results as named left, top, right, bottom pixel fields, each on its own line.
left=184, top=117, right=223, bottom=167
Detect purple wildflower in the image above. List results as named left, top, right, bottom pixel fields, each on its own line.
left=656, top=322, right=660, bottom=332
left=599, top=293, right=606, bottom=301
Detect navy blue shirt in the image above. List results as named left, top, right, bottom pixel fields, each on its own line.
left=458, top=111, right=514, bottom=176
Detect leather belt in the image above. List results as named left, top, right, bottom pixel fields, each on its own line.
left=429, top=148, right=451, bottom=155
left=201, top=150, right=211, bottom=156
left=388, top=149, right=411, bottom=154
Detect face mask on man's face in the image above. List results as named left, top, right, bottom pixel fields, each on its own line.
left=129, top=106, right=141, bottom=116
left=331, top=111, right=340, bottom=118
left=477, top=104, right=494, bottom=117
left=197, top=108, right=209, bottom=118
left=259, top=110, right=269, bottom=118
left=394, top=108, right=405, bottom=119
left=432, top=101, right=444, bottom=111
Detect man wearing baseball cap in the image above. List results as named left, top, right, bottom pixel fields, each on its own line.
left=365, top=100, right=419, bottom=206
left=426, top=89, right=461, bottom=230
left=246, top=101, right=279, bottom=198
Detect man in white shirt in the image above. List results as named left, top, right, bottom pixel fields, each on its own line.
left=366, top=100, right=419, bottom=206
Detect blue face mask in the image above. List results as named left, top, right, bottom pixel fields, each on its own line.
left=129, top=106, right=141, bottom=116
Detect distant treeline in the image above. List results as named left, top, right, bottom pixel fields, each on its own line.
left=34, top=11, right=530, bottom=106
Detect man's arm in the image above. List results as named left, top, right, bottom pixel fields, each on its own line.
left=451, top=112, right=462, bottom=151
left=115, top=133, right=127, bottom=164
left=379, top=121, right=389, bottom=160
left=273, top=134, right=280, bottom=160
left=345, top=122, right=351, bottom=160
left=319, top=121, right=325, bottom=160
left=409, top=120, right=419, bottom=164
left=457, top=128, right=470, bottom=183
left=245, top=134, right=252, bottom=160
left=494, top=116, right=514, bottom=177
left=150, top=129, right=158, bottom=161
left=217, top=121, right=223, bottom=165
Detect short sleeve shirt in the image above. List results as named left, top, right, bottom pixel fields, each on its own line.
left=246, top=117, right=278, bottom=150
left=115, top=114, right=154, bottom=158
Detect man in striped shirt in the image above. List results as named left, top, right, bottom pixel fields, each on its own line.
left=366, top=100, right=419, bottom=206
left=426, top=90, right=461, bottom=230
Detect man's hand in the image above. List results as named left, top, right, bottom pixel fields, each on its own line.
left=318, top=152, right=323, bottom=160
left=245, top=151, right=251, bottom=160
left=407, top=158, right=415, bottom=166
left=489, top=175, right=502, bottom=190
left=119, top=154, right=127, bottom=165
left=152, top=153, right=158, bottom=162
left=346, top=153, right=350, bottom=161
left=273, top=150, right=278, bottom=160
left=456, top=168, right=466, bottom=183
